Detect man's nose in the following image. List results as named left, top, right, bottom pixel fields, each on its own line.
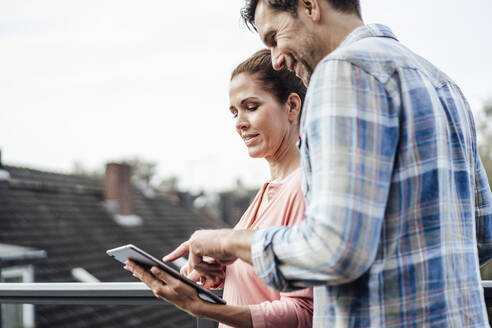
left=271, top=49, right=285, bottom=71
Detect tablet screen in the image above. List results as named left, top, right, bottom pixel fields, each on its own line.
left=107, top=244, right=226, bottom=305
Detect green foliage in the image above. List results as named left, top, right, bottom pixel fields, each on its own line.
left=157, top=176, right=179, bottom=192
left=71, top=160, right=104, bottom=178
left=71, top=157, right=180, bottom=191
left=120, top=156, right=157, bottom=183
left=481, top=261, right=492, bottom=321
left=477, top=100, right=492, bottom=320
left=477, top=99, right=492, bottom=188
left=72, top=157, right=157, bottom=182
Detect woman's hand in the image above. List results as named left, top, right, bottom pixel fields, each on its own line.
left=125, top=259, right=253, bottom=328
left=124, top=259, right=205, bottom=316
left=180, top=259, right=225, bottom=289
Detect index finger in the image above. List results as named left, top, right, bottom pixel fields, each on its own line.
left=163, top=240, right=190, bottom=262
left=187, top=269, right=201, bottom=282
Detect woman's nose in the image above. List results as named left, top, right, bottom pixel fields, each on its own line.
left=235, top=112, right=250, bottom=131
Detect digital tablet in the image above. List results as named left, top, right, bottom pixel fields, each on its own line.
left=106, top=244, right=226, bottom=305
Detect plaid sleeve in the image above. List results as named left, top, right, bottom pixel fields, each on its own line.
left=475, top=155, right=492, bottom=266
left=251, top=226, right=291, bottom=291
left=252, top=59, right=400, bottom=290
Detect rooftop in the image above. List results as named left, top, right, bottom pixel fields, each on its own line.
left=0, top=164, right=225, bottom=328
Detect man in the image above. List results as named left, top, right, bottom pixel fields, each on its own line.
left=134, top=0, right=492, bottom=326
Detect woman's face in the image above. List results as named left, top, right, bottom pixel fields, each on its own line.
left=229, top=72, right=295, bottom=160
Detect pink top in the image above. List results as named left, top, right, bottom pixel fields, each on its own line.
left=219, top=168, right=313, bottom=328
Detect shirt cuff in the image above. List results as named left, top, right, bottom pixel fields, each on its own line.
left=248, top=304, right=266, bottom=328
left=251, top=227, right=289, bottom=291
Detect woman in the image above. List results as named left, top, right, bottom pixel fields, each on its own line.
left=125, top=49, right=312, bottom=328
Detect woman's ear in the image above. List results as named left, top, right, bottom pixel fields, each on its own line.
left=286, top=93, right=302, bottom=123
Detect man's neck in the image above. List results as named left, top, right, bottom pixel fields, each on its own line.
left=319, top=10, right=364, bottom=54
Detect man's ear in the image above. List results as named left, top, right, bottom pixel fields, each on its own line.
left=300, top=0, right=321, bottom=22
left=286, top=93, right=302, bottom=123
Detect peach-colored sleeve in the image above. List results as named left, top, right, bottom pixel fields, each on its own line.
left=248, top=288, right=313, bottom=328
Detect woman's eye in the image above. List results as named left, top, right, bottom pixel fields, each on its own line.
left=232, top=113, right=238, bottom=119
left=247, top=106, right=258, bottom=111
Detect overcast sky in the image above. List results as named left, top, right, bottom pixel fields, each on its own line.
left=1, top=0, right=491, bottom=192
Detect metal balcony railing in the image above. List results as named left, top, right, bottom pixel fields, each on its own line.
left=0, top=282, right=218, bottom=328
left=0, top=281, right=491, bottom=326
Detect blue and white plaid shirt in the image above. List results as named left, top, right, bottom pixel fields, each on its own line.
left=251, top=24, right=492, bottom=327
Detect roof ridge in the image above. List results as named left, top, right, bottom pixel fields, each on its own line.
left=4, top=165, right=102, bottom=182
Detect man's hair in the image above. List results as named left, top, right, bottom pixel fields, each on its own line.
left=231, top=49, right=306, bottom=111
left=241, top=0, right=361, bottom=30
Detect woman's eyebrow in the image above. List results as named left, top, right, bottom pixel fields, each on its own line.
left=241, top=97, right=260, bottom=105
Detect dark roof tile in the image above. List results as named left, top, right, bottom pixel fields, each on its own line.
left=0, top=165, right=225, bottom=327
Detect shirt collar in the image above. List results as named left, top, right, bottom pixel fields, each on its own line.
left=338, top=24, right=398, bottom=49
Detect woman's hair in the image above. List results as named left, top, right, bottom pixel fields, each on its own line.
left=231, top=49, right=306, bottom=107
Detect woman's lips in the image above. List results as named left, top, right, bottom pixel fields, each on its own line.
left=243, top=133, right=259, bottom=146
